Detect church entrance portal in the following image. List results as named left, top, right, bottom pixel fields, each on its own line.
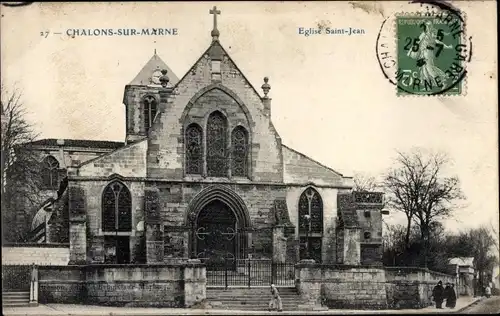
left=195, top=200, right=239, bottom=263
left=191, top=198, right=295, bottom=287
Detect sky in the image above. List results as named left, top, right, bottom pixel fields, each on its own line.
left=1, top=1, right=498, bottom=234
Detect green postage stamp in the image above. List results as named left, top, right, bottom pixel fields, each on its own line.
left=396, top=15, right=464, bottom=96
left=376, top=2, right=471, bottom=97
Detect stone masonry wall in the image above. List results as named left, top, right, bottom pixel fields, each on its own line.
left=70, top=178, right=293, bottom=262
left=322, top=265, right=388, bottom=309
left=286, top=186, right=339, bottom=263
left=147, top=42, right=283, bottom=182
left=156, top=182, right=288, bottom=259
left=282, top=146, right=348, bottom=187
left=2, top=245, right=70, bottom=266
left=296, top=264, right=457, bottom=310
left=38, top=266, right=86, bottom=304
left=38, top=263, right=206, bottom=308
left=123, top=86, right=161, bottom=138
left=385, top=267, right=457, bottom=309
left=78, top=140, right=147, bottom=178
left=73, top=180, right=145, bottom=264
left=296, top=262, right=387, bottom=309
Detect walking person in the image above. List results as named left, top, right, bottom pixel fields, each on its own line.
left=444, top=283, right=452, bottom=308
left=432, top=280, right=445, bottom=309
left=485, top=285, right=491, bottom=298
left=447, top=283, right=457, bottom=308
left=268, top=284, right=283, bottom=312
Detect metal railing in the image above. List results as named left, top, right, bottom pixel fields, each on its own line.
left=202, top=258, right=295, bottom=288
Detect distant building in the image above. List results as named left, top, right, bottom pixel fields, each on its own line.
left=493, top=265, right=500, bottom=289
left=448, top=257, right=475, bottom=296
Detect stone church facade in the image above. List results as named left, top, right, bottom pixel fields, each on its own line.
left=23, top=11, right=386, bottom=268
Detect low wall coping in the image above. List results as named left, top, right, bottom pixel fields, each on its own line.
left=38, top=263, right=205, bottom=270
left=2, top=243, right=70, bottom=248
left=295, top=263, right=385, bottom=270
left=385, top=266, right=455, bottom=278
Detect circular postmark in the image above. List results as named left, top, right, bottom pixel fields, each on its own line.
left=376, top=1, right=472, bottom=96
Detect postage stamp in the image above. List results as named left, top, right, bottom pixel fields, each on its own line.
left=376, top=1, right=472, bottom=97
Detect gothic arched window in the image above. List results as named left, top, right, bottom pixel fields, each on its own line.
left=206, top=111, right=228, bottom=177
left=298, top=188, right=323, bottom=234
left=185, top=123, right=203, bottom=175
left=41, top=156, right=60, bottom=189
left=298, top=187, right=323, bottom=262
left=143, top=95, right=157, bottom=131
left=102, top=181, right=132, bottom=232
left=231, top=126, right=248, bottom=177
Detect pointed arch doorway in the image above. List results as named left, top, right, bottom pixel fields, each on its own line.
left=194, top=200, right=245, bottom=264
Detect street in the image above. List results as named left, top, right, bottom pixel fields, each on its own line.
left=459, top=296, right=500, bottom=314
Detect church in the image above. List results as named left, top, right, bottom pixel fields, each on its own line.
left=25, top=7, right=385, bottom=269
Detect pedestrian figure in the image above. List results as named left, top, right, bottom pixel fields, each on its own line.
left=432, top=280, right=445, bottom=309
left=447, top=283, right=457, bottom=308
left=444, top=283, right=452, bottom=308
left=268, top=284, right=283, bottom=312
left=485, top=285, right=491, bottom=298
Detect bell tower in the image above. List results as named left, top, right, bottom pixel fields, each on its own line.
left=123, top=51, right=179, bottom=144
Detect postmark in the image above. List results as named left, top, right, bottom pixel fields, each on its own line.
left=376, top=1, right=472, bottom=96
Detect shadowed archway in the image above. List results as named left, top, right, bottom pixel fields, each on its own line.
left=185, top=185, right=251, bottom=262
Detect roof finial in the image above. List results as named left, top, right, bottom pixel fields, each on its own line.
left=261, top=77, right=271, bottom=98
left=154, top=48, right=157, bottom=55
left=209, top=5, right=221, bottom=41
left=159, top=69, right=170, bottom=88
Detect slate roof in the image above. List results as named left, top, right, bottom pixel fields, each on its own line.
left=25, top=138, right=124, bottom=149
left=129, top=53, right=180, bottom=86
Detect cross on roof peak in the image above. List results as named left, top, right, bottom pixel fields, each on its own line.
left=209, top=6, right=221, bottom=41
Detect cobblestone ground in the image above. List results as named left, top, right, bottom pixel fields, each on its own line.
left=459, top=296, right=500, bottom=314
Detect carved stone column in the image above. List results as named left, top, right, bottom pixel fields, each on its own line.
left=68, top=185, right=87, bottom=264
left=272, top=225, right=286, bottom=264
left=145, top=188, right=164, bottom=263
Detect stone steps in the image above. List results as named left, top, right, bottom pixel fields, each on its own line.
left=206, top=287, right=310, bottom=311
left=2, top=291, right=31, bottom=307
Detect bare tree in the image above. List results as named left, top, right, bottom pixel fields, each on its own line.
left=488, top=222, right=499, bottom=254
left=1, top=84, right=42, bottom=241
left=353, top=172, right=381, bottom=192
left=383, top=149, right=465, bottom=267
left=448, top=226, right=498, bottom=292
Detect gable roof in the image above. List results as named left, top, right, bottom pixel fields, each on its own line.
left=172, top=40, right=264, bottom=100
left=24, top=138, right=124, bottom=150
left=282, top=144, right=344, bottom=177
left=129, top=53, right=180, bottom=86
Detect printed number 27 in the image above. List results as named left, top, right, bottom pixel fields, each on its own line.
left=403, top=37, right=420, bottom=52
left=40, top=31, right=49, bottom=38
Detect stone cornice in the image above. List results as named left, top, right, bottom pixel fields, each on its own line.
left=66, top=176, right=353, bottom=189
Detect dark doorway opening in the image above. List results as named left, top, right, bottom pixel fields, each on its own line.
left=195, top=200, right=241, bottom=264
left=104, top=236, right=130, bottom=264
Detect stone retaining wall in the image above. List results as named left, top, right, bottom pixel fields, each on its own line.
left=2, top=244, right=70, bottom=266
left=385, top=267, right=456, bottom=308
left=296, top=261, right=457, bottom=310
left=296, top=260, right=387, bottom=309
left=38, top=261, right=205, bottom=308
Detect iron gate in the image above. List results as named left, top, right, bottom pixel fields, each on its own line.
left=203, top=258, right=295, bottom=288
